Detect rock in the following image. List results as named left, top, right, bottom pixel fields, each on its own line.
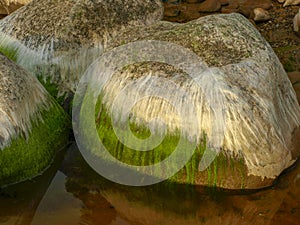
left=0, top=0, right=31, bottom=16
left=253, top=8, right=271, bottom=22
left=294, top=9, right=300, bottom=36
left=238, top=0, right=272, bottom=18
left=80, top=13, right=300, bottom=189
left=0, top=0, right=163, bottom=96
left=282, top=0, right=300, bottom=7
left=198, top=0, right=221, bottom=12
left=0, top=53, right=69, bottom=187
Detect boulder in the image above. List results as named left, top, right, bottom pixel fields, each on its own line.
left=0, top=0, right=163, bottom=96
left=78, top=13, right=300, bottom=189
left=0, top=53, right=69, bottom=187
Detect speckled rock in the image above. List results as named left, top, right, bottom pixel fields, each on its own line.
left=91, top=13, right=300, bottom=189
left=0, top=53, right=69, bottom=187
left=0, top=0, right=163, bottom=95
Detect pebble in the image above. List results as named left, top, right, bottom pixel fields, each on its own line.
left=253, top=8, right=271, bottom=22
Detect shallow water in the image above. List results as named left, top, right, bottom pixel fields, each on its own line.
left=0, top=143, right=299, bottom=225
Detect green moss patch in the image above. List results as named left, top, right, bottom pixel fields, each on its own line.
left=37, top=76, right=66, bottom=105
left=0, top=44, right=17, bottom=62
left=93, top=92, right=248, bottom=188
left=0, top=103, right=70, bottom=187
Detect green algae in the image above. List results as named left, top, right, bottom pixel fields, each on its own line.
left=93, top=93, right=248, bottom=187
left=0, top=44, right=17, bottom=62
left=95, top=97, right=243, bottom=186
left=0, top=103, right=70, bottom=187
left=76, top=89, right=248, bottom=188
left=37, top=76, right=66, bottom=105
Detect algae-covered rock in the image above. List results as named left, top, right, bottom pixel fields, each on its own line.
left=0, top=53, right=69, bottom=187
left=77, top=13, right=300, bottom=189
left=0, top=0, right=163, bottom=96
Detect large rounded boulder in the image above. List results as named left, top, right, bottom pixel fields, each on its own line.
left=0, top=0, right=163, bottom=95
left=75, top=13, right=300, bottom=189
left=0, top=53, right=69, bottom=187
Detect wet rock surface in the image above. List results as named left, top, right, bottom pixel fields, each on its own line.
left=99, top=13, right=300, bottom=189
left=0, top=53, right=69, bottom=186
left=0, top=53, right=49, bottom=148
left=0, top=0, right=299, bottom=190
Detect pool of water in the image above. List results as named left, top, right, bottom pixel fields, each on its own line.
left=0, top=142, right=299, bottom=225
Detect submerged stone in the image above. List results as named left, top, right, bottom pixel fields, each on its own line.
left=81, top=13, right=300, bottom=189
left=0, top=53, right=69, bottom=187
left=0, top=0, right=163, bottom=96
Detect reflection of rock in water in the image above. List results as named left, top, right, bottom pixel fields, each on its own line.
left=31, top=171, right=83, bottom=225
left=0, top=148, right=65, bottom=225
left=61, top=144, right=300, bottom=225
left=0, top=0, right=163, bottom=95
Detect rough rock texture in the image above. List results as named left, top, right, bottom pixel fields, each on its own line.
left=0, top=0, right=30, bottom=16
left=94, top=13, right=300, bottom=189
left=0, top=53, right=69, bottom=186
left=0, top=0, right=163, bottom=94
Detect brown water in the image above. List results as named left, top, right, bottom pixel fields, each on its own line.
left=0, top=142, right=300, bottom=225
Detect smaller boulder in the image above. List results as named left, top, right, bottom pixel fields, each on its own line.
left=0, top=53, right=69, bottom=186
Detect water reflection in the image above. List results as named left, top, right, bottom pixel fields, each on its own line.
left=31, top=171, right=82, bottom=225
left=0, top=143, right=300, bottom=225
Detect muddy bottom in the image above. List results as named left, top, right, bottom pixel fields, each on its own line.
left=0, top=143, right=299, bottom=225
